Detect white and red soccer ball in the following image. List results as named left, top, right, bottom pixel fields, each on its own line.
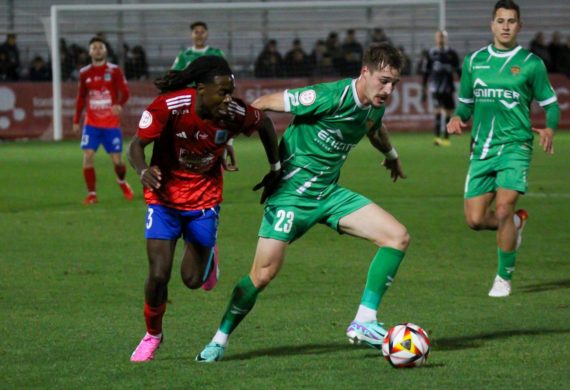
left=382, top=323, right=430, bottom=368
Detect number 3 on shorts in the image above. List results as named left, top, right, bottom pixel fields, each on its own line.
left=146, top=208, right=154, bottom=229
left=274, top=209, right=294, bottom=233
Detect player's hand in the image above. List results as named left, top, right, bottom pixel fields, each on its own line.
left=140, top=166, right=162, bottom=190
left=447, top=116, right=467, bottom=135
left=382, top=158, right=406, bottom=183
left=111, top=105, right=122, bottom=116
left=532, top=127, right=555, bottom=154
left=252, top=169, right=282, bottom=204
left=222, top=144, right=239, bottom=172
left=72, top=123, right=80, bottom=133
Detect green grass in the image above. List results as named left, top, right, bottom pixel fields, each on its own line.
left=1, top=133, right=569, bottom=389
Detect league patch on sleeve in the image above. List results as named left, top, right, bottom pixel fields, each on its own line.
left=139, top=110, right=153, bottom=129
left=299, top=90, right=316, bottom=106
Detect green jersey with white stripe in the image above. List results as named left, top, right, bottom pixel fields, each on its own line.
left=278, top=78, right=384, bottom=199
left=171, top=46, right=225, bottom=70
left=456, top=44, right=557, bottom=159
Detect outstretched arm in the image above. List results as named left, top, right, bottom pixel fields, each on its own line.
left=252, top=92, right=286, bottom=113
left=367, top=124, right=406, bottom=182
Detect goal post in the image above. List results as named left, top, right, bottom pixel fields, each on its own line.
left=50, top=0, right=445, bottom=140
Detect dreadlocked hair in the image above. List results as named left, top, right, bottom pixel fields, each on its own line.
left=154, top=55, right=233, bottom=93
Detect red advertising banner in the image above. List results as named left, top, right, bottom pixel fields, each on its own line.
left=0, top=75, right=569, bottom=140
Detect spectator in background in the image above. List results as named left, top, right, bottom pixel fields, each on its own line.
left=416, top=49, right=429, bottom=75
left=559, top=36, right=570, bottom=78
left=340, top=29, right=363, bottom=77
left=0, top=33, right=21, bottom=81
left=172, top=21, right=225, bottom=70
left=125, top=44, right=149, bottom=80
left=254, top=39, right=283, bottom=78
left=284, top=39, right=311, bottom=77
left=59, top=38, right=74, bottom=81
left=529, top=31, right=552, bottom=71
left=548, top=31, right=564, bottom=73
left=369, top=28, right=392, bottom=45
left=28, top=56, right=51, bottom=81
left=309, top=39, right=338, bottom=77
left=398, top=45, right=412, bottom=76
left=325, top=32, right=343, bottom=74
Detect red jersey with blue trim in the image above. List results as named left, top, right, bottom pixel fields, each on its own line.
left=137, top=88, right=263, bottom=210
left=73, top=62, right=129, bottom=128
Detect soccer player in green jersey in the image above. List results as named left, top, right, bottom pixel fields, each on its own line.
left=171, top=21, right=225, bottom=71
left=447, top=0, right=560, bottom=297
left=196, top=43, right=409, bottom=362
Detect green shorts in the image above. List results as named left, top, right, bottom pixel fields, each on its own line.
left=258, top=185, right=372, bottom=243
left=464, top=143, right=532, bottom=198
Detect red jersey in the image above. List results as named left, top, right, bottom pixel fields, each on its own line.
left=73, top=62, right=129, bottom=129
left=137, top=88, right=264, bottom=210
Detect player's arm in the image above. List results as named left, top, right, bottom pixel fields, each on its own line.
left=421, top=53, right=432, bottom=101
left=127, top=135, right=162, bottom=190
left=530, top=59, right=560, bottom=154
left=367, top=124, right=406, bottom=182
left=251, top=92, right=286, bottom=113
left=72, top=73, right=87, bottom=133
left=252, top=112, right=282, bottom=203
left=448, top=56, right=473, bottom=135
left=112, top=69, right=130, bottom=116
left=171, top=52, right=186, bottom=71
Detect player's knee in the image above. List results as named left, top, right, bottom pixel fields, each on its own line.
left=495, top=204, right=514, bottom=224
left=148, top=269, right=171, bottom=287
left=377, top=226, right=410, bottom=251
left=251, top=269, right=275, bottom=288
left=465, top=213, right=486, bottom=230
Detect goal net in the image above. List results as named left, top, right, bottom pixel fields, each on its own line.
left=49, top=0, right=444, bottom=140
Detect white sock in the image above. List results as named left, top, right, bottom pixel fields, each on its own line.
left=146, top=332, right=162, bottom=339
left=354, top=305, right=377, bottom=323
left=212, top=329, right=229, bottom=346
left=513, top=213, right=521, bottom=229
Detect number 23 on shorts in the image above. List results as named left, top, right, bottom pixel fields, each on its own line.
left=274, top=209, right=294, bottom=233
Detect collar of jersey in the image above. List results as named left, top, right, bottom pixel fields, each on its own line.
left=487, top=44, right=522, bottom=58
left=351, top=78, right=368, bottom=109
left=191, top=45, right=210, bottom=52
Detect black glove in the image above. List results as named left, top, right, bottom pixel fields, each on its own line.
left=252, top=169, right=282, bottom=204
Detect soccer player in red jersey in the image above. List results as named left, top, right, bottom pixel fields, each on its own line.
left=73, top=36, right=134, bottom=205
left=127, top=56, right=281, bottom=362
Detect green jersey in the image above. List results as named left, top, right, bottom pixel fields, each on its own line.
left=455, top=44, right=557, bottom=159
left=279, top=78, right=385, bottom=199
left=171, top=46, right=225, bottom=70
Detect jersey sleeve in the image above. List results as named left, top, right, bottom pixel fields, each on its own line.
left=228, top=98, right=264, bottom=136
left=454, top=55, right=474, bottom=121
left=114, top=67, right=130, bottom=106
left=73, top=72, right=87, bottom=124
left=283, top=83, right=336, bottom=118
left=530, top=58, right=558, bottom=108
left=137, top=96, right=170, bottom=140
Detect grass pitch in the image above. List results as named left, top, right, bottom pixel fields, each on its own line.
left=1, top=132, right=569, bottom=389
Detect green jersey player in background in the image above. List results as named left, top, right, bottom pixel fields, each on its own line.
left=447, top=0, right=560, bottom=298
left=171, top=21, right=225, bottom=71
left=196, top=43, right=410, bottom=362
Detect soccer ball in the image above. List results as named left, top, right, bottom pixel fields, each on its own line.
left=382, top=323, right=430, bottom=368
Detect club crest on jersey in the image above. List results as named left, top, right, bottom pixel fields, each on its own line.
left=139, top=110, right=153, bottom=129
left=214, top=130, right=228, bottom=144
left=510, top=66, right=521, bottom=75
left=104, top=73, right=111, bottom=81
left=299, top=90, right=316, bottom=106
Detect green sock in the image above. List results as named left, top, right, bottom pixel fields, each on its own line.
left=360, top=247, right=405, bottom=310
left=497, top=247, right=516, bottom=281
left=219, top=275, right=262, bottom=335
